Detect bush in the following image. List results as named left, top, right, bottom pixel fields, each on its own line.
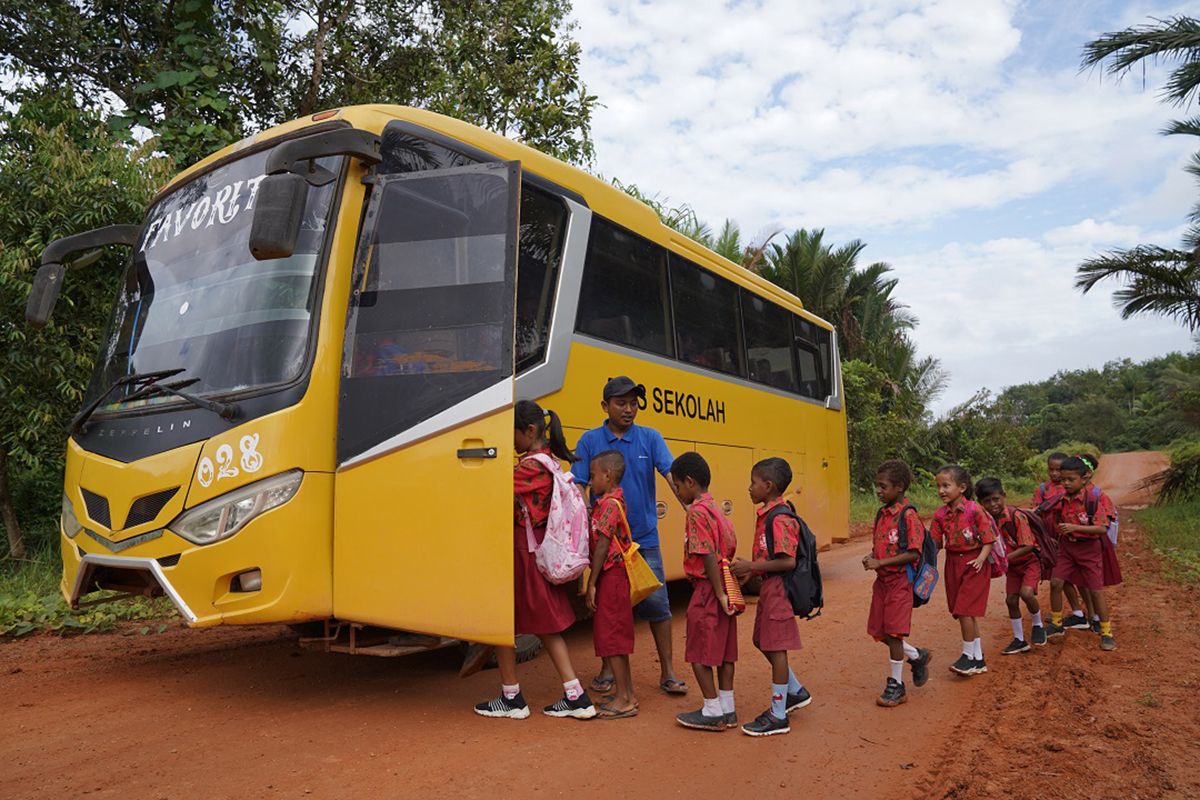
left=1155, top=438, right=1200, bottom=503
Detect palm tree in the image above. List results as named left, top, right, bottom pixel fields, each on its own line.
left=1076, top=16, right=1200, bottom=327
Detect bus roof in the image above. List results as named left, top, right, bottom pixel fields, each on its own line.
left=163, top=104, right=831, bottom=331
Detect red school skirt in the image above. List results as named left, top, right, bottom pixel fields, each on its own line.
left=1101, top=535, right=1123, bottom=587
left=867, top=570, right=913, bottom=641
left=513, top=522, right=576, bottom=636
left=752, top=575, right=802, bottom=653
left=943, top=549, right=990, bottom=618
left=593, top=564, right=634, bottom=657
left=685, top=579, right=738, bottom=667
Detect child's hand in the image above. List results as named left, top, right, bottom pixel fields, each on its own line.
left=585, top=585, right=597, bottom=612
left=968, top=553, right=988, bottom=571
left=1057, top=523, right=1075, bottom=535
left=718, top=592, right=734, bottom=615
left=729, top=558, right=753, bottom=578
left=862, top=555, right=880, bottom=571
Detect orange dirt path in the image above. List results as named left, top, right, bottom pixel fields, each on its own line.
left=2, top=494, right=1195, bottom=798
left=1093, top=451, right=1170, bottom=507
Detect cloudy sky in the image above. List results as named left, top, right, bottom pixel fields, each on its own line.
left=568, top=0, right=1195, bottom=413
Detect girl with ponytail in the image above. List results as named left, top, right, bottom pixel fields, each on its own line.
left=473, top=399, right=596, bottom=720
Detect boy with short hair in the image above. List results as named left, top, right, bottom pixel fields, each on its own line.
left=584, top=450, right=638, bottom=719
left=976, top=477, right=1046, bottom=653
left=1043, top=457, right=1118, bottom=651
left=571, top=376, right=686, bottom=695
left=1035, top=452, right=1091, bottom=630
left=670, top=452, right=739, bottom=732
left=730, top=458, right=811, bottom=737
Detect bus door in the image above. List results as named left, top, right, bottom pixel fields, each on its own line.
left=332, top=161, right=521, bottom=646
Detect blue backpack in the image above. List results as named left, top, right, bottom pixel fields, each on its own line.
left=886, top=503, right=939, bottom=607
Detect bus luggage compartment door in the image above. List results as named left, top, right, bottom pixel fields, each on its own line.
left=332, top=162, right=521, bottom=646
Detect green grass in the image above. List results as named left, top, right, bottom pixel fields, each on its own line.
left=1, top=545, right=172, bottom=637
left=849, top=478, right=1038, bottom=525
left=1136, top=499, right=1200, bottom=584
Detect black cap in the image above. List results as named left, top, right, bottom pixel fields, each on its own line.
left=603, top=376, right=646, bottom=401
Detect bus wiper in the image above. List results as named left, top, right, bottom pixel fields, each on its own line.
left=71, top=368, right=186, bottom=434
left=121, top=378, right=241, bottom=422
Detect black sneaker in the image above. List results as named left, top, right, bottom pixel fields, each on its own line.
left=741, top=710, right=790, bottom=737
left=1031, top=625, right=1047, bottom=646
left=675, top=708, right=726, bottom=731
left=724, top=711, right=738, bottom=729
left=1100, top=634, right=1117, bottom=651
left=1044, top=621, right=1065, bottom=639
left=542, top=693, right=597, bottom=719
left=474, top=692, right=530, bottom=719
left=1001, top=638, right=1030, bottom=655
left=1064, top=614, right=1090, bottom=630
left=971, top=657, right=988, bottom=675
left=949, top=654, right=974, bottom=675
left=876, top=678, right=907, bottom=707
left=1090, top=619, right=1102, bottom=634
left=907, top=647, right=932, bottom=687
left=786, top=687, right=812, bottom=713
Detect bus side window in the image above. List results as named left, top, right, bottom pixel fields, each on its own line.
left=516, top=187, right=568, bottom=373
left=793, top=316, right=825, bottom=401
left=671, top=255, right=745, bottom=378
left=576, top=218, right=674, bottom=358
left=742, top=291, right=799, bottom=392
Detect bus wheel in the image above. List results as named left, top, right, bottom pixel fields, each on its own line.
left=458, top=635, right=543, bottom=676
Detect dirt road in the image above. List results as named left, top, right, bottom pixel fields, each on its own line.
left=3, top=498, right=1196, bottom=798
left=1093, top=451, right=1170, bottom=507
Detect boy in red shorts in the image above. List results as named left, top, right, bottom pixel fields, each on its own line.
left=977, top=477, right=1046, bottom=653
left=584, top=450, right=638, bottom=718
left=1044, top=456, right=1118, bottom=651
left=1035, top=452, right=1091, bottom=630
left=730, top=458, right=811, bottom=737
left=671, top=452, right=740, bottom=732
left=863, top=459, right=932, bottom=708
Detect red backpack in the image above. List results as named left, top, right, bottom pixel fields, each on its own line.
left=1005, top=506, right=1058, bottom=574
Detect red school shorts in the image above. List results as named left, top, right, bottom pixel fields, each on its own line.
left=752, top=575, right=802, bottom=653
left=593, top=565, right=634, bottom=658
left=867, top=570, right=913, bottom=641
left=1005, top=557, right=1041, bottom=595
left=943, top=549, right=990, bottom=618
left=1053, top=537, right=1104, bottom=591
left=684, top=579, right=738, bottom=667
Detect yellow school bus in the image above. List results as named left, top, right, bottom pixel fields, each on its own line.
left=29, top=105, right=848, bottom=651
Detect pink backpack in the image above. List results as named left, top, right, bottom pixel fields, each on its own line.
left=520, top=453, right=591, bottom=584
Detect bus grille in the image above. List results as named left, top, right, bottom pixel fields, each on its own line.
left=80, top=488, right=111, bottom=529
left=124, top=487, right=180, bottom=528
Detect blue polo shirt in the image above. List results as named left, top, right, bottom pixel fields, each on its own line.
left=571, top=421, right=674, bottom=548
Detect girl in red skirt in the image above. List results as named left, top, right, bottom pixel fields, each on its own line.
left=583, top=450, right=638, bottom=719
left=474, top=400, right=596, bottom=721
left=930, top=464, right=996, bottom=677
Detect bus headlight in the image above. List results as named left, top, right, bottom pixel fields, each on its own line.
left=61, top=494, right=84, bottom=539
left=169, top=470, right=303, bottom=545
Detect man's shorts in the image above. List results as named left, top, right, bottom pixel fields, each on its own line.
left=633, top=545, right=673, bottom=622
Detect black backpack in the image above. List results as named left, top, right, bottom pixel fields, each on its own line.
left=887, top=503, right=939, bottom=608
left=764, top=502, right=823, bottom=620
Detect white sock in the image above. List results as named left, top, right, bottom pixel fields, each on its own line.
left=962, top=641, right=973, bottom=657
left=563, top=679, right=583, bottom=701
left=718, top=690, right=735, bottom=714
left=1032, top=611, right=1043, bottom=627
left=973, top=638, right=983, bottom=660
left=1069, top=610, right=1085, bottom=620
left=901, top=641, right=920, bottom=660
left=1092, top=613, right=1100, bottom=622
left=702, top=697, right=723, bottom=717
left=502, top=683, right=520, bottom=700
left=1010, top=618, right=1025, bottom=640
left=889, top=659, right=904, bottom=682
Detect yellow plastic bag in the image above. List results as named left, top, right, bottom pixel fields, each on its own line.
left=615, top=502, right=662, bottom=606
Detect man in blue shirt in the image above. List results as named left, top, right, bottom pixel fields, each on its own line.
left=572, top=376, right=686, bottom=695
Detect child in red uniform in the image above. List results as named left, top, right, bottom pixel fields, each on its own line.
left=1034, top=452, right=1091, bottom=629
left=863, top=459, right=932, bottom=707
left=474, top=399, right=596, bottom=721
left=730, top=458, right=811, bottom=737
left=671, top=452, right=740, bottom=732
left=1043, top=456, right=1118, bottom=651
left=1082, top=453, right=1122, bottom=627
left=584, top=450, right=637, bottom=719
left=977, top=477, right=1046, bottom=654
left=930, top=464, right=996, bottom=677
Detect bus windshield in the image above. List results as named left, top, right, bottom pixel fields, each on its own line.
left=83, top=148, right=342, bottom=413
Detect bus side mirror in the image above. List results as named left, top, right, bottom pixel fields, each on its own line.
left=249, top=173, right=308, bottom=261
left=25, top=263, right=67, bottom=328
